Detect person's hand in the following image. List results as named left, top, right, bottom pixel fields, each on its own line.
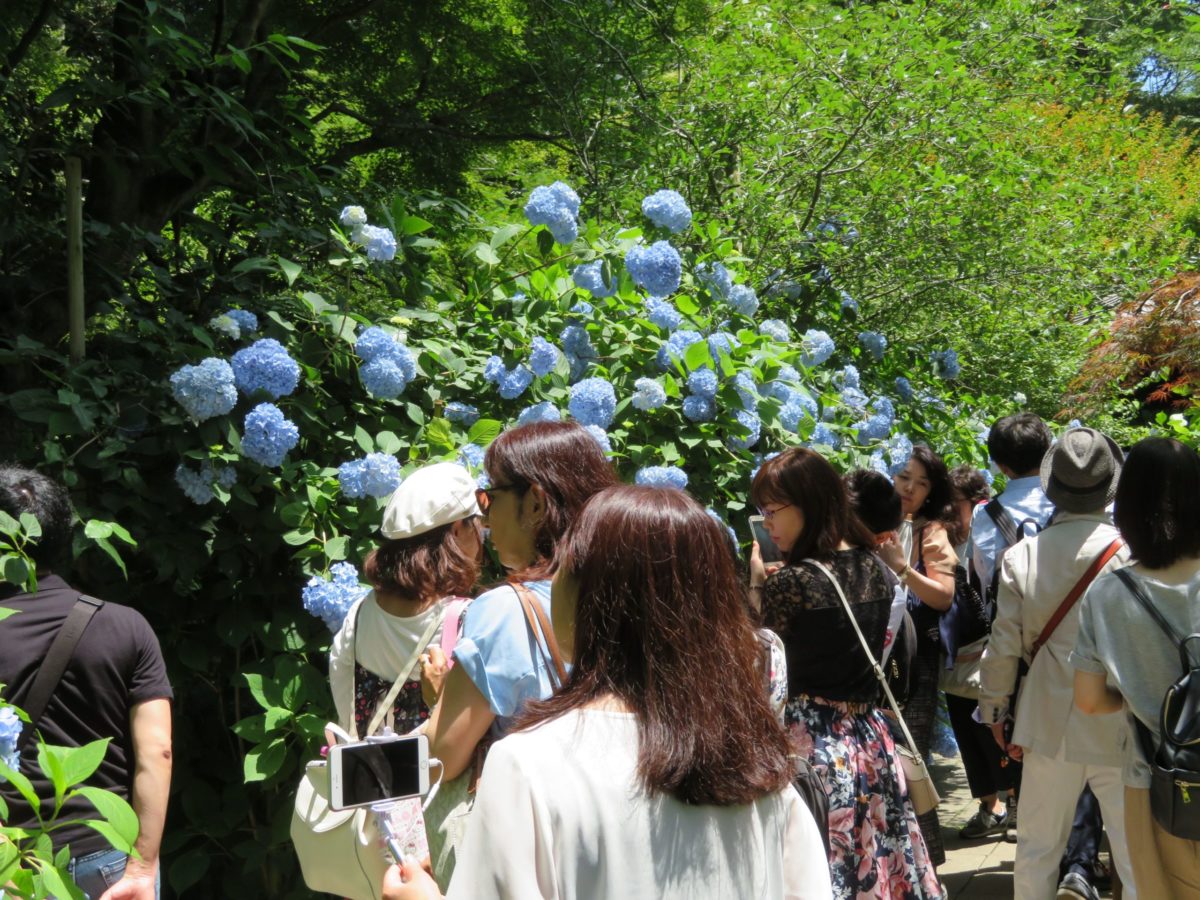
left=749, top=542, right=781, bottom=589
left=876, top=533, right=906, bottom=574
left=989, top=722, right=1023, bottom=760
left=97, top=863, right=157, bottom=900
left=420, top=646, right=450, bottom=706
left=382, top=861, right=442, bottom=900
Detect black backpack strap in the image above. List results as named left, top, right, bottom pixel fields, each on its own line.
left=1116, top=568, right=1183, bottom=647
left=984, top=499, right=1021, bottom=548
left=15, top=594, right=105, bottom=753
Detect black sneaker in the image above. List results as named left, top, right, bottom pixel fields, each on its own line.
left=1056, top=871, right=1100, bottom=900
left=958, top=802, right=1008, bottom=839
left=1004, top=795, right=1018, bottom=843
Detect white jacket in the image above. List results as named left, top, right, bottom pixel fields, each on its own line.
left=978, top=511, right=1130, bottom=766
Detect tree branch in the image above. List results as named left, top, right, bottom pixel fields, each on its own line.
left=2, top=0, right=56, bottom=80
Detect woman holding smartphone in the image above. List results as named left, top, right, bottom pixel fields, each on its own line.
left=750, top=447, right=943, bottom=900
left=386, top=485, right=832, bottom=899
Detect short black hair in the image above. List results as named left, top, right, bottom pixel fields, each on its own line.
left=987, top=413, right=1052, bottom=475
left=1114, top=438, right=1200, bottom=569
left=0, top=466, right=73, bottom=572
left=949, top=465, right=991, bottom=504
left=845, top=468, right=902, bottom=535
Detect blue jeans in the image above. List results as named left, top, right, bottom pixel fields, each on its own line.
left=66, top=848, right=160, bottom=900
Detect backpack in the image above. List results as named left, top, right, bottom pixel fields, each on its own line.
left=1116, top=568, right=1200, bottom=839
left=983, top=499, right=1047, bottom=619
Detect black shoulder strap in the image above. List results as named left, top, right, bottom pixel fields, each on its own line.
left=984, top=499, right=1021, bottom=548
left=16, top=595, right=105, bottom=752
left=1116, top=568, right=1183, bottom=647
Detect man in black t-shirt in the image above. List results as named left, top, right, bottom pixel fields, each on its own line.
left=0, top=468, right=172, bottom=900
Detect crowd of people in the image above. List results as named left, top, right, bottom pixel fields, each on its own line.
left=3, top=412, right=1200, bottom=900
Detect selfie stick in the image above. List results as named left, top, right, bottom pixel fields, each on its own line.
left=369, top=756, right=445, bottom=865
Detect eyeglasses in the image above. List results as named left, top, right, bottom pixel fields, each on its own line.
left=475, top=484, right=524, bottom=515
left=757, top=504, right=793, bottom=521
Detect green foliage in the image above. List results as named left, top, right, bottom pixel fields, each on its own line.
left=0, top=511, right=42, bottom=594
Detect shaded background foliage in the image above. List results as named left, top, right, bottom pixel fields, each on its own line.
left=2, top=0, right=1200, bottom=895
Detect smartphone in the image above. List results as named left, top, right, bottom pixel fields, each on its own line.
left=328, top=734, right=430, bottom=811
left=749, top=515, right=784, bottom=564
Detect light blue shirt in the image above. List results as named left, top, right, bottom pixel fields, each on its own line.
left=453, top=579, right=559, bottom=736
left=970, top=475, right=1055, bottom=590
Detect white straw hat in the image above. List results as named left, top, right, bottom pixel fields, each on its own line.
left=380, top=462, right=481, bottom=539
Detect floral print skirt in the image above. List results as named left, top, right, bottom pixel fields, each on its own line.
left=786, top=695, right=943, bottom=900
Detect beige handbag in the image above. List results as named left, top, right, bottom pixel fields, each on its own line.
left=807, top=559, right=940, bottom=816
left=937, top=635, right=987, bottom=699
left=290, top=612, right=440, bottom=900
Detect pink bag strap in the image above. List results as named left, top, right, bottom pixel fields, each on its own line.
left=439, top=597, right=470, bottom=667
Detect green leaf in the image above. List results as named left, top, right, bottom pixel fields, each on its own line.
left=301, top=292, right=334, bottom=316
left=77, top=819, right=136, bottom=856
left=83, top=520, right=113, bottom=540
left=425, top=418, right=454, bottom=452
left=243, top=673, right=271, bottom=710
left=684, top=341, right=711, bottom=371
left=37, top=744, right=68, bottom=808
left=17, top=513, right=41, bottom=539
left=375, top=430, right=403, bottom=455
left=0, top=510, right=19, bottom=533
left=400, top=215, right=434, bottom=235
left=0, top=758, right=40, bottom=812
left=243, top=738, right=287, bottom=782
left=473, top=243, right=501, bottom=266
left=55, top=739, right=111, bottom=787
left=466, top=418, right=503, bottom=446
left=354, top=425, right=374, bottom=454
left=282, top=529, right=315, bottom=546
left=75, top=786, right=139, bottom=849
left=324, top=535, right=349, bottom=561
left=231, top=714, right=267, bottom=743
left=676, top=293, right=699, bottom=316
left=38, top=863, right=85, bottom=900
left=169, top=847, right=212, bottom=894
left=3, top=556, right=29, bottom=589
left=276, top=256, right=302, bottom=286
left=0, top=607, right=19, bottom=622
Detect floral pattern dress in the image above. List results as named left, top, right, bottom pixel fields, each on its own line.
left=763, top=550, right=944, bottom=900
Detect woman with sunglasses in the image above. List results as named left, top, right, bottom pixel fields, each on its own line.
left=421, top=420, right=618, bottom=880
left=750, top=447, right=944, bottom=900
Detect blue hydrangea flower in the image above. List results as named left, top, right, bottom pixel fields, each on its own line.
left=445, top=402, right=480, bottom=427
left=231, top=338, right=300, bottom=399
left=641, top=190, right=692, bottom=233
left=499, top=365, right=535, bottom=400
left=529, top=337, right=560, bottom=377
left=774, top=364, right=802, bottom=386
left=174, top=461, right=237, bottom=505
left=872, top=396, right=896, bottom=423
left=645, top=298, right=682, bottom=331
left=868, top=450, right=891, bottom=478
left=707, top=331, right=738, bottom=360
left=569, top=301, right=593, bottom=319
left=356, top=326, right=399, bottom=362
left=560, top=324, right=596, bottom=361
left=631, top=378, right=667, bottom=411
left=931, top=348, right=961, bottom=379
left=696, top=262, right=733, bottom=299
left=840, top=291, right=859, bottom=316
left=358, top=224, right=397, bottom=262
left=0, top=706, right=22, bottom=777
left=209, top=314, right=241, bottom=339
left=225, top=309, right=257, bottom=334
left=750, top=451, right=781, bottom=482
left=836, top=365, right=861, bottom=390
left=726, top=284, right=758, bottom=317
left=840, top=386, right=869, bottom=411
left=360, top=357, right=409, bottom=399
left=241, top=403, right=300, bottom=467
left=687, top=368, right=719, bottom=399
left=635, top=466, right=688, bottom=490
left=340, top=205, right=368, bottom=228
left=799, top=329, right=835, bottom=367
left=1068, top=418, right=1083, bottom=429
left=483, top=356, right=506, bottom=384
left=895, top=376, right=914, bottom=403
left=779, top=393, right=818, bottom=433
left=759, top=319, right=789, bottom=343
left=682, top=394, right=716, bottom=422
left=583, top=425, right=612, bottom=454
left=705, top=508, right=738, bottom=549
left=625, top=241, right=682, bottom=297
left=170, top=358, right=237, bottom=422
left=857, top=414, right=891, bottom=443
left=524, top=182, right=580, bottom=245
left=734, top=372, right=758, bottom=411
left=566, top=354, right=590, bottom=383
left=568, top=377, right=617, bottom=428
left=885, top=433, right=914, bottom=473
left=859, top=331, right=887, bottom=361
left=517, top=401, right=560, bottom=426
left=457, top=443, right=485, bottom=470
left=727, top=409, right=762, bottom=450
left=572, top=260, right=615, bottom=298
left=981, top=469, right=995, bottom=487
left=1013, top=391, right=1028, bottom=407
left=338, top=453, right=403, bottom=499
left=302, top=562, right=369, bottom=633
left=656, top=329, right=703, bottom=370
left=808, top=422, right=840, bottom=449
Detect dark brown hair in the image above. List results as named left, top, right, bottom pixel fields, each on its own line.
left=988, top=413, right=1052, bottom=475
left=907, top=445, right=963, bottom=545
left=362, top=520, right=482, bottom=600
left=845, top=468, right=902, bottom=535
left=1115, top=437, right=1200, bottom=569
left=949, top=464, right=991, bottom=505
left=484, top=421, right=618, bottom=580
left=519, top=485, right=791, bottom=805
left=751, top=447, right=874, bottom=564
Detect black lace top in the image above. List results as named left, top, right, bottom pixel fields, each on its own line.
left=761, top=548, right=895, bottom=703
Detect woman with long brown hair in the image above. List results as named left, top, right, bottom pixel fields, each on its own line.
left=387, top=484, right=831, bottom=899
left=751, top=447, right=943, bottom=900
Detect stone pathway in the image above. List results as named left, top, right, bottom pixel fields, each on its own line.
left=933, top=756, right=1117, bottom=899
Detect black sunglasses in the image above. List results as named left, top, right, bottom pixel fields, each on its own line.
left=474, top=483, right=525, bottom=513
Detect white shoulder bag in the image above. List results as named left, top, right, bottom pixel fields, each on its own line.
left=807, top=559, right=940, bottom=815
left=291, top=609, right=441, bottom=900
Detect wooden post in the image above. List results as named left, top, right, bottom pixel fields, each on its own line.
left=66, top=156, right=85, bottom=363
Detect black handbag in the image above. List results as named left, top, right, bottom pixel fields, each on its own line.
left=1117, top=568, right=1200, bottom=839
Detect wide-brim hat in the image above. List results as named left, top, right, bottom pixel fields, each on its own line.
left=380, top=462, right=481, bottom=539
left=1040, top=427, right=1124, bottom=514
